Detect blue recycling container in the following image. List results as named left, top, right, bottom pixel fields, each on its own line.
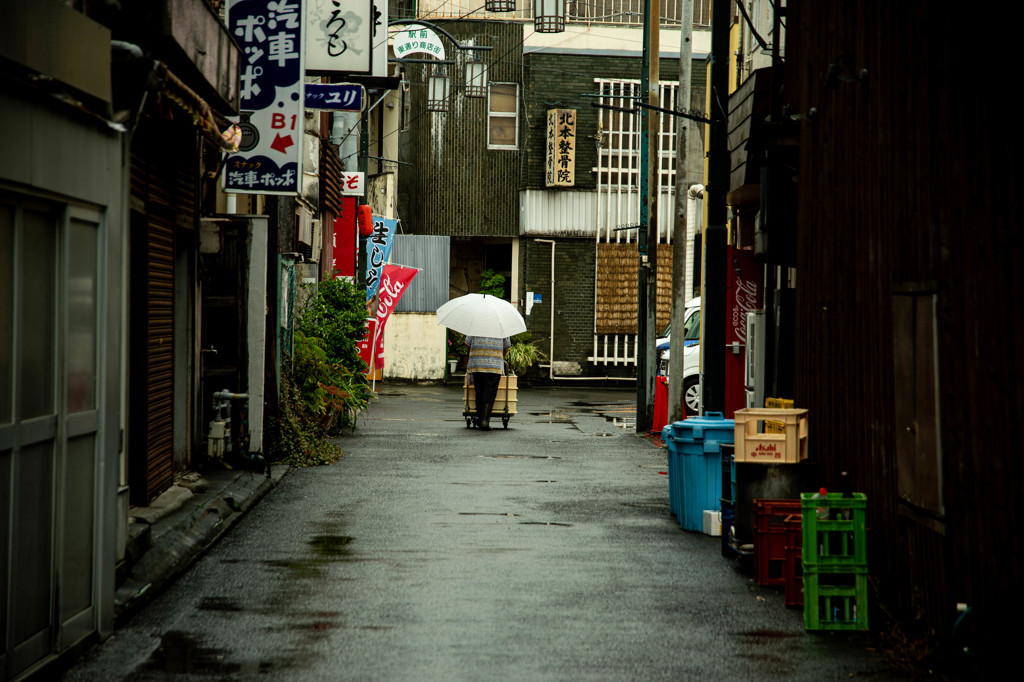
left=662, top=413, right=735, bottom=531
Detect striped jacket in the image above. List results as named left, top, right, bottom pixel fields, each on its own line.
left=465, top=336, right=511, bottom=374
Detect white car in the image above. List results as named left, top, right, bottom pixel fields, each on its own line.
left=657, top=298, right=701, bottom=415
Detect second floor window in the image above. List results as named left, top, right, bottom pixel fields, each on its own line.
left=488, top=83, right=518, bottom=150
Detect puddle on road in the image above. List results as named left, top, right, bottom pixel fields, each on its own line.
left=142, top=631, right=246, bottom=675
left=197, top=596, right=243, bottom=612
left=308, top=534, right=354, bottom=557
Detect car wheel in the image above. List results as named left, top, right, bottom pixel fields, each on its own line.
left=683, top=376, right=700, bottom=416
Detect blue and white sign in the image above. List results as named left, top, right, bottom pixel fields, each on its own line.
left=305, top=83, right=363, bottom=111
left=224, top=0, right=305, bottom=195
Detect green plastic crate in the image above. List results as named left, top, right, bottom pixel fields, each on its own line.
left=802, top=565, right=869, bottom=631
left=800, top=492, right=867, bottom=568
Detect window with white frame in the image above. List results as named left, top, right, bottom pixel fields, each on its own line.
left=487, top=82, right=518, bottom=150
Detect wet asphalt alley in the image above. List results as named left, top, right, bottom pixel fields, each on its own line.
left=61, top=382, right=905, bottom=681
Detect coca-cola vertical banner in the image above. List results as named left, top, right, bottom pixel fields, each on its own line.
left=373, top=265, right=419, bottom=352
left=724, top=246, right=763, bottom=417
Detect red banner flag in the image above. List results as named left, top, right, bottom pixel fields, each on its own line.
left=372, top=264, right=418, bottom=356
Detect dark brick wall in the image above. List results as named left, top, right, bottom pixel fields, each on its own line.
left=522, top=53, right=706, bottom=191
left=520, top=236, right=596, bottom=367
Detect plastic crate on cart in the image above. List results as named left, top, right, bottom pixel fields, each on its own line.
left=733, top=408, right=808, bottom=463
left=753, top=499, right=802, bottom=587
left=800, top=492, right=867, bottom=568
left=802, top=565, right=869, bottom=631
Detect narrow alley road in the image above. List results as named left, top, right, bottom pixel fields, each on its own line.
left=62, top=383, right=904, bottom=681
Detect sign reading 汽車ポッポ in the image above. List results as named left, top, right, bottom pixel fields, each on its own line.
left=305, top=83, right=363, bottom=111
left=545, top=109, right=576, bottom=187
left=305, top=0, right=388, bottom=77
left=224, top=0, right=305, bottom=195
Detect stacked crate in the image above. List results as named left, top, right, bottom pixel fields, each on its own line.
left=752, top=499, right=802, bottom=588
left=800, top=492, right=869, bottom=630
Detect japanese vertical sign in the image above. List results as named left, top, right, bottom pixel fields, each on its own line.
left=545, top=109, right=576, bottom=187
left=225, top=0, right=305, bottom=195
left=305, top=0, right=388, bottom=77
left=365, top=215, right=397, bottom=300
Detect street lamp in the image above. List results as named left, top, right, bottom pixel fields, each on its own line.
left=464, top=55, right=487, bottom=98
left=427, top=69, right=450, bottom=112
left=534, top=0, right=566, bottom=33
left=486, top=0, right=516, bottom=11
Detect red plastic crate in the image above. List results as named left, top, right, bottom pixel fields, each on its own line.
left=785, top=544, right=804, bottom=607
left=753, top=499, right=802, bottom=587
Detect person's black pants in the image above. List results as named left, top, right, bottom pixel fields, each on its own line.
left=472, top=373, right=501, bottom=419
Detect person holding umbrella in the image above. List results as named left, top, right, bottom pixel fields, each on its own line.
left=436, top=293, right=527, bottom=431
left=465, top=335, right=511, bottom=430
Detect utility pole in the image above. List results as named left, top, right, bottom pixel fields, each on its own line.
left=668, top=0, right=694, bottom=423
left=702, top=0, right=731, bottom=414
left=636, top=0, right=660, bottom=433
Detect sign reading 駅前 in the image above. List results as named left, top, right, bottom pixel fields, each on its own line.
left=224, top=0, right=305, bottom=195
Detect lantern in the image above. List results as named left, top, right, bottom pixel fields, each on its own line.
left=533, top=0, right=565, bottom=33
left=427, top=71, right=450, bottom=112
left=485, top=0, right=516, bottom=10
left=464, top=57, right=487, bottom=98
left=357, top=204, right=373, bottom=236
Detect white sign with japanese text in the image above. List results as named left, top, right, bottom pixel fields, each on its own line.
left=305, top=0, right=388, bottom=77
left=225, top=0, right=305, bottom=195
left=392, top=24, right=446, bottom=61
left=340, top=172, right=365, bottom=195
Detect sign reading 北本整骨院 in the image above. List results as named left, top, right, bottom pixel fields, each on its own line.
left=545, top=108, right=576, bottom=187
left=224, top=0, right=305, bottom=195
left=305, top=0, right=389, bottom=77
left=392, top=24, right=446, bottom=61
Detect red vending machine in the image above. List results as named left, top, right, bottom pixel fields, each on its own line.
left=723, top=246, right=762, bottom=418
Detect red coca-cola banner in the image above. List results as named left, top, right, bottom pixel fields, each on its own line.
left=373, top=265, right=418, bottom=351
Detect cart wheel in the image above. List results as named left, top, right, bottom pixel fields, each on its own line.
left=502, top=416, right=510, bottom=429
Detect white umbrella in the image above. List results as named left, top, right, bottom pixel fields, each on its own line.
left=436, top=293, right=526, bottom=338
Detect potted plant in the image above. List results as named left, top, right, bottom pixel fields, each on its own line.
left=505, top=333, right=547, bottom=383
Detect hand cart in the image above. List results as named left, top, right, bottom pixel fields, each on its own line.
left=463, top=373, right=517, bottom=429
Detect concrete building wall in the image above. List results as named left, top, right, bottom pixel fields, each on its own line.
left=383, top=313, right=447, bottom=381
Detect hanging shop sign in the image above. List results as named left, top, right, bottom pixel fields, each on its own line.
left=545, top=108, right=577, bottom=187
left=224, top=0, right=305, bottom=195
left=392, top=24, right=446, bottom=60
left=306, top=0, right=388, bottom=77
left=305, top=83, right=363, bottom=111
left=342, top=171, right=366, bottom=196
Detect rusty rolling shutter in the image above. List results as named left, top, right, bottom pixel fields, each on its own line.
left=144, top=214, right=175, bottom=501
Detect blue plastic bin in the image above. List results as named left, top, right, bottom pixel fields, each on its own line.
left=662, top=413, right=735, bottom=531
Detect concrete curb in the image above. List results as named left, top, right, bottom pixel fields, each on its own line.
left=113, top=464, right=289, bottom=626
